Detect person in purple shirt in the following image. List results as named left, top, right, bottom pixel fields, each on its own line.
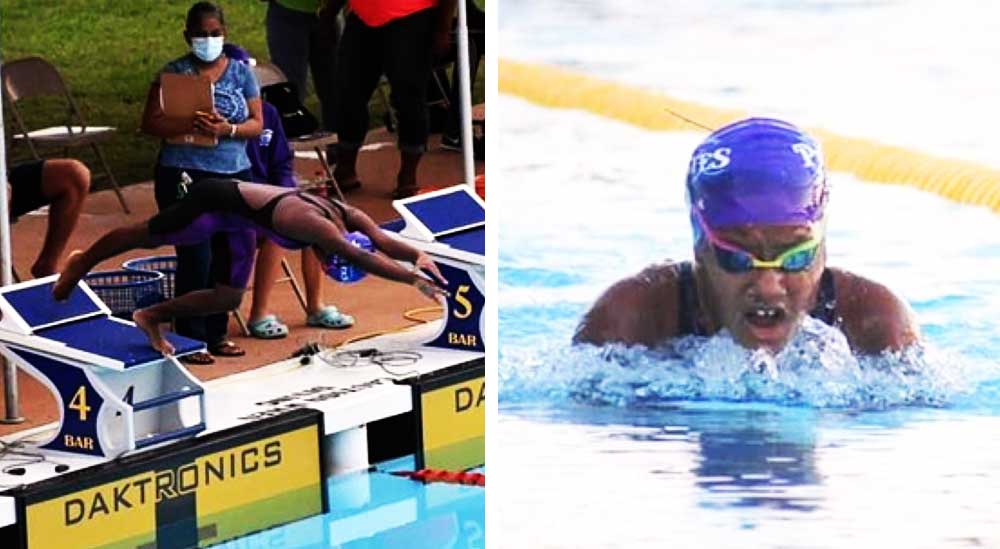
left=246, top=100, right=355, bottom=338
left=226, top=43, right=357, bottom=338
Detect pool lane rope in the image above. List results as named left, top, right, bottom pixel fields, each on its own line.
left=500, top=58, right=1000, bottom=214
left=391, top=469, right=486, bottom=486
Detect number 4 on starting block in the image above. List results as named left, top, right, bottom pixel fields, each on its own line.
left=0, top=277, right=208, bottom=458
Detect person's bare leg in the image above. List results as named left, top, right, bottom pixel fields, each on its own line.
left=249, top=239, right=283, bottom=323
left=52, top=222, right=155, bottom=300
left=132, top=308, right=175, bottom=356
left=303, top=247, right=324, bottom=315
left=33, top=159, right=91, bottom=277
left=133, top=286, right=244, bottom=355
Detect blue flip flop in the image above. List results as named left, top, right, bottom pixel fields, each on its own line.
left=248, top=314, right=289, bottom=339
left=307, top=305, right=355, bottom=329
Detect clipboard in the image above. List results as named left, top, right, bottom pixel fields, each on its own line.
left=159, top=72, right=217, bottom=147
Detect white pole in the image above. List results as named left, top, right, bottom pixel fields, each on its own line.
left=0, top=52, right=24, bottom=424
left=455, top=0, right=476, bottom=187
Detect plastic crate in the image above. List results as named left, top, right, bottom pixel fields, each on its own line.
left=84, top=270, right=165, bottom=319
left=123, top=255, right=177, bottom=300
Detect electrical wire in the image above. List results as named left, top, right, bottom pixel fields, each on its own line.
left=0, top=427, right=68, bottom=489
left=314, top=348, right=422, bottom=378
left=331, top=305, right=443, bottom=349
left=306, top=304, right=443, bottom=377
left=211, top=304, right=444, bottom=387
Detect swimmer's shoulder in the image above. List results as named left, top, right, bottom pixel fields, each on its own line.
left=573, top=260, right=684, bottom=347
left=828, top=267, right=921, bottom=354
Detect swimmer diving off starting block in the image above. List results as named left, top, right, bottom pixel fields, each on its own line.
left=575, top=118, right=921, bottom=355
left=53, top=178, right=449, bottom=355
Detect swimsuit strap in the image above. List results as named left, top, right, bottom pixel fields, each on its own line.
left=808, top=268, right=838, bottom=326
left=253, top=190, right=297, bottom=229
left=296, top=191, right=347, bottom=222
left=676, top=261, right=706, bottom=336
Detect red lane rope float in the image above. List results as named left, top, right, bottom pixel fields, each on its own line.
left=391, top=469, right=485, bottom=487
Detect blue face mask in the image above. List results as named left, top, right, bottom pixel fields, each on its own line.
left=191, top=36, right=224, bottom=62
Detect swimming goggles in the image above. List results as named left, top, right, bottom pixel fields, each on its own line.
left=694, top=209, right=822, bottom=273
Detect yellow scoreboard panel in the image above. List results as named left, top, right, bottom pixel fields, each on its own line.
left=413, top=361, right=486, bottom=471
left=9, top=409, right=327, bottom=549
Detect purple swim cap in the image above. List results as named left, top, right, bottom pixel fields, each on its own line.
left=324, top=232, right=374, bottom=284
left=686, top=118, right=828, bottom=231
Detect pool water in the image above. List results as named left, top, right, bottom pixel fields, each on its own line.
left=498, top=97, right=1000, bottom=546
left=498, top=0, right=1000, bottom=539
left=218, top=459, right=484, bottom=548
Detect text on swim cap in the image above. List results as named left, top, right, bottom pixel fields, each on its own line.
left=791, top=143, right=821, bottom=169
left=690, top=147, right=731, bottom=178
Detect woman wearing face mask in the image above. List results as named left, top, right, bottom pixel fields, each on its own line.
left=140, top=1, right=263, bottom=365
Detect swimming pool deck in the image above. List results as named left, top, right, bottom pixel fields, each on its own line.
left=0, top=129, right=484, bottom=437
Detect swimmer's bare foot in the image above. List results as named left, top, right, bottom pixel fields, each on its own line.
left=52, top=250, right=86, bottom=301
left=133, top=308, right=175, bottom=356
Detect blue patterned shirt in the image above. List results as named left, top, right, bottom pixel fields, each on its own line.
left=156, top=54, right=260, bottom=174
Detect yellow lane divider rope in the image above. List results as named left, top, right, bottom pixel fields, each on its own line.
left=500, top=58, right=1000, bottom=214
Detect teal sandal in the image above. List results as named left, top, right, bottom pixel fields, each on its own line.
left=307, top=306, right=355, bottom=329
left=248, top=315, right=289, bottom=339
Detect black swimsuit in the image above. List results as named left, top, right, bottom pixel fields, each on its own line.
left=251, top=187, right=348, bottom=244
left=676, top=261, right=837, bottom=336
left=146, top=178, right=349, bottom=288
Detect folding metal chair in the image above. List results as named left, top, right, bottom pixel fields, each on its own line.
left=1, top=56, right=129, bottom=213
left=254, top=61, right=288, bottom=88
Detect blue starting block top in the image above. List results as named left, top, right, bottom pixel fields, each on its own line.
left=37, top=317, right=203, bottom=368
left=0, top=276, right=205, bottom=369
left=392, top=185, right=485, bottom=265
left=402, top=187, right=484, bottom=237
left=3, top=281, right=104, bottom=329
left=438, top=227, right=485, bottom=256
left=0, top=276, right=209, bottom=459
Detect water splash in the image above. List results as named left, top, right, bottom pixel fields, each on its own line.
left=500, top=317, right=991, bottom=410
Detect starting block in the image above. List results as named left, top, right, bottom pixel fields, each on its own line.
left=0, top=276, right=207, bottom=458
left=391, top=185, right=485, bottom=353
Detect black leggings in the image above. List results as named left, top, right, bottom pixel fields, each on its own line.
left=335, top=8, right=436, bottom=153
left=153, top=166, right=251, bottom=347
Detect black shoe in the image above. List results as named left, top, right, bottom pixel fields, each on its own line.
left=440, top=134, right=461, bottom=152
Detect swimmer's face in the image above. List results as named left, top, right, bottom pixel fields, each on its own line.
left=695, top=224, right=825, bottom=353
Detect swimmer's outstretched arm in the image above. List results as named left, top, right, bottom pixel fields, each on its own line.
left=313, top=224, right=446, bottom=299
left=341, top=204, right=448, bottom=286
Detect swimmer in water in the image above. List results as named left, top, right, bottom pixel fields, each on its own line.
left=52, top=178, right=447, bottom=355
left=574, top=117, right=920, bottom=354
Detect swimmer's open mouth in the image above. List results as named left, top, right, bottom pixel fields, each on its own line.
left=744, top=306, right=787, bottom=328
